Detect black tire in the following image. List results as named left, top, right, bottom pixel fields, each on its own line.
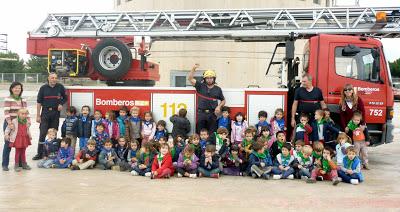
left=92, top=38, right=132, bottom=80
left=106, top=80, right=155, bottom=87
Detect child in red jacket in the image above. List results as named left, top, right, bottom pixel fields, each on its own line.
left=151, top=143, right=175, bottom=179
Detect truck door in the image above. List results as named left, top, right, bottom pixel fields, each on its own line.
left=327, top=43, right=386, bottom=124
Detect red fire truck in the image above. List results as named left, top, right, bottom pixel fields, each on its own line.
left=27, top=7, right=399, bottom=144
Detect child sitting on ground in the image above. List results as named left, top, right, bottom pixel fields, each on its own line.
left=272, top=143, right=295, bottom=180
left=293, top=145, right=313, bottom=180
left=188, top=134, right=202, bottom=159
left=292, top=140, right=304, bottom=158
left=270, top=131, right=287, bottom=162
left=198, top=145, right=220, bottom=178
left=131, top=142, right=155, bottom=177
left=115, top=137, right=129, bottom=171
left=97, top=139, right=118, bottom=170
left=249, top=142, right=273, bottom=179
left=214, top=127, right=230, bottom=157
left=92, top=123, right=109, bottom=153
left=222, top=145, right=243, bottom=176
left=307, top=147, right=340, bottom=185
left=259, top=126, right=275, bottom=148
left=151, top=143, right=175, bottom=179
left=71, top=139, right=98, bottom=170
left=37, top=128, right=59, bottom=169
left=176, top=145, right=199, bottom=178
left=338, top=146, right=364, bottom=185
left=199, top=129, right=211, bottom=151
left=127, top=140, right=139, bottom=170
left=52, top=137, right=74, bottom=169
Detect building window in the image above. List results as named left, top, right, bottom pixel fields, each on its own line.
left=170, top=71, right=203, bottom=87
left=313, top=0, right=320, bottom=4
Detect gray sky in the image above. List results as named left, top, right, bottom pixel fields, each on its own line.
left=0, top=0, right=399, bottom=61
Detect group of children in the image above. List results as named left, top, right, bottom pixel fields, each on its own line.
left=5, top=104, right=369, bottom=185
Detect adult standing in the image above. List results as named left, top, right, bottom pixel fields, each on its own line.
left=32, top=73, right=67, bottom=160
left=291, top=74, right=327, bottom=128
left=188, top=64, right=225, bottom=134
left=2, top=82, right=28, bottom=171
left=339, top=84, right=365, bottom=131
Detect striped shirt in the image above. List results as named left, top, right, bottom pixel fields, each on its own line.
left=4, top=96, right=28, bottom=123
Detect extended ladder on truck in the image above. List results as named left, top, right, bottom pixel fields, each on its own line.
left=31, top=7, right=400, bottom=40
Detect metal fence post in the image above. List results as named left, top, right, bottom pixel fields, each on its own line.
left=36, top=73, right=39, bottom=83
left=13, top=73, right=15, bottom=82
left=1, top=73, right=3, bottom=83
left=24, top=73, right=27, bottom=83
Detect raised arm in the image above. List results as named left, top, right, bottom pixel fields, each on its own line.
left=188, top=64, right=200, bottom=86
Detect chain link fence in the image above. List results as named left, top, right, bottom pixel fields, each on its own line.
left=0, top=73, right=103, bottom=85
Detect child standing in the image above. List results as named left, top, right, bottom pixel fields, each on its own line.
left=338, top=146, right=364, bottom=185
left=335, top=133, right=352, bottom=166
left=117, top=106, right=129, bottom=139
left=97, top=139, right=118, bottom=170
left=271, top=143, right=295, bottom=180
left=170, top=108, right=191, bottom=139
left=61, top=106, right=79, bottom=153
left=52, top=138, right=74, bottom=169
left=151, top=143, right=174, bottom=179
left=255, top=110, right=270, bottom=136
left=323, top=108, right=340, bottom=149
left=71, top=139, right=98, bottom=170
left=311, top=109, right=340, bottom=147
left=270, top=108, right=286, bottom=136
left=292, top=113, right=313, bottom=145
left=103, top=110, right=120, bottom=146
left=198, top=145, right=220, bottom=178
left=131, top=142, right=155, bottom=177
left=230, top=112, right=248, bottom=146
left=4, top=108, right=32, bottom=172
left=115, top=137, right=129, bottom=171
left=222, top=145, right=243, bottom=176
left=127, top=140, right=139, bottom=170
left=307, top=147, right=340, bottom=185
left=249, top=142, right=273, bottom=179
left=216, top=106, right=231, bottom=132
left=293, top=145, right=313, bottom=179
left=91, top=110, right=104, bottom=136
left=92, top=123, right=109, bottom=152
left=37, top=128, right=59, bottom=168
left=154, top=120, right=168, bottom=142
left=141, top=111, right=156, bottom=145
left=128, top=106, right=141, bottom=144
left=345, top=111, right=370, bottom=169
left=78, top=105, right=92, bottom=150
left=176, top=145, right=199, bottom=178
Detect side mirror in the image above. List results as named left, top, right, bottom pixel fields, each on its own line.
left=342, top=45, right=361, bottom=56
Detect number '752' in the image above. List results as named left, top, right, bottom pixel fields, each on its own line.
left=369, top=109, right=383, bottom=117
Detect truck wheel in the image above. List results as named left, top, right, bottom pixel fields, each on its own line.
left=92, top=38, right=132, bottom=80
left=106, top=80, right=155, bottom=87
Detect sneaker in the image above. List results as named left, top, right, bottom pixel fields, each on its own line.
left=211, top=173, right=219, bottom=179
left=2, top=166, right=9, bottom=171
left=144, top=172, right=152, bottom=177
left=130, top=170, right=139, bottom=176
left=32, top=154, right=42, bottom=161
left=332, top=178, right=340, bottom=186
left=14, top=165, right=22, bottom=172
left=177, top=173, right=183, bottom=178
left=272, top=175, right=281, bottom=180
left=164, top=174, right=170, bottom=179
left=71, top=165, right=80, bottom=171
left=316, top=176, right=324, bottom=181
left=350, top=179, right=359, bottom=185
left=301, top=176, right=309, bottom=181
left=262, top=174, right=270, bottom=180
left=287, top=174, right=294, bottom=180
left=198, top=172, right=203, bottom=178
left=251, top=173, right=257, bottom=178
left=22, top=163, right=31, bottom=170
left=189, top=174, right=197, bottom=178
left=50, top=164, right=57, bottom=168
left=363, top=164, right=370, bottom=170
left=307, top=178, right=317, bottom=183
left=338, top=177, right=342, bottom=182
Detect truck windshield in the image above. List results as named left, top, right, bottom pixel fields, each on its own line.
left=335, top=47, right=380, bottom=82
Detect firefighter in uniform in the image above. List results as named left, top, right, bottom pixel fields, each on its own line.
left=188, top=64, right=226, bottom=134
left=32, top=72, right=68, bottom=160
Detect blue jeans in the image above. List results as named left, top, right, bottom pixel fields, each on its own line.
left=132, top=166, right=151, bottom=176
left=271, top=167, right=295, bottom=179
left=37, top=158, right=55, bottom=168
left=2, top=120, right=11, bottom=168
left=198, top=167, right=220, bottom=177
left=338, top=170, right=360, bottom=183
left=79, top=137, right=89, bottom=150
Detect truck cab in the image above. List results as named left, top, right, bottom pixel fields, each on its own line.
left=304, top=34, right=394, bottom=144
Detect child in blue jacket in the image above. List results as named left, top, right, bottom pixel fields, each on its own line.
left=61, top=106, right=79, bottom=153
left=52, top=138, right=74, bottom=168
left=248, top=141, right=273, bottom=179
left=38, top=128, right=59, bottom=168
left=77, top=105, right=92, bottom=150
left=338, top=146, right=364, bottom=185
left=311, top=109, right=340, bottom=146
